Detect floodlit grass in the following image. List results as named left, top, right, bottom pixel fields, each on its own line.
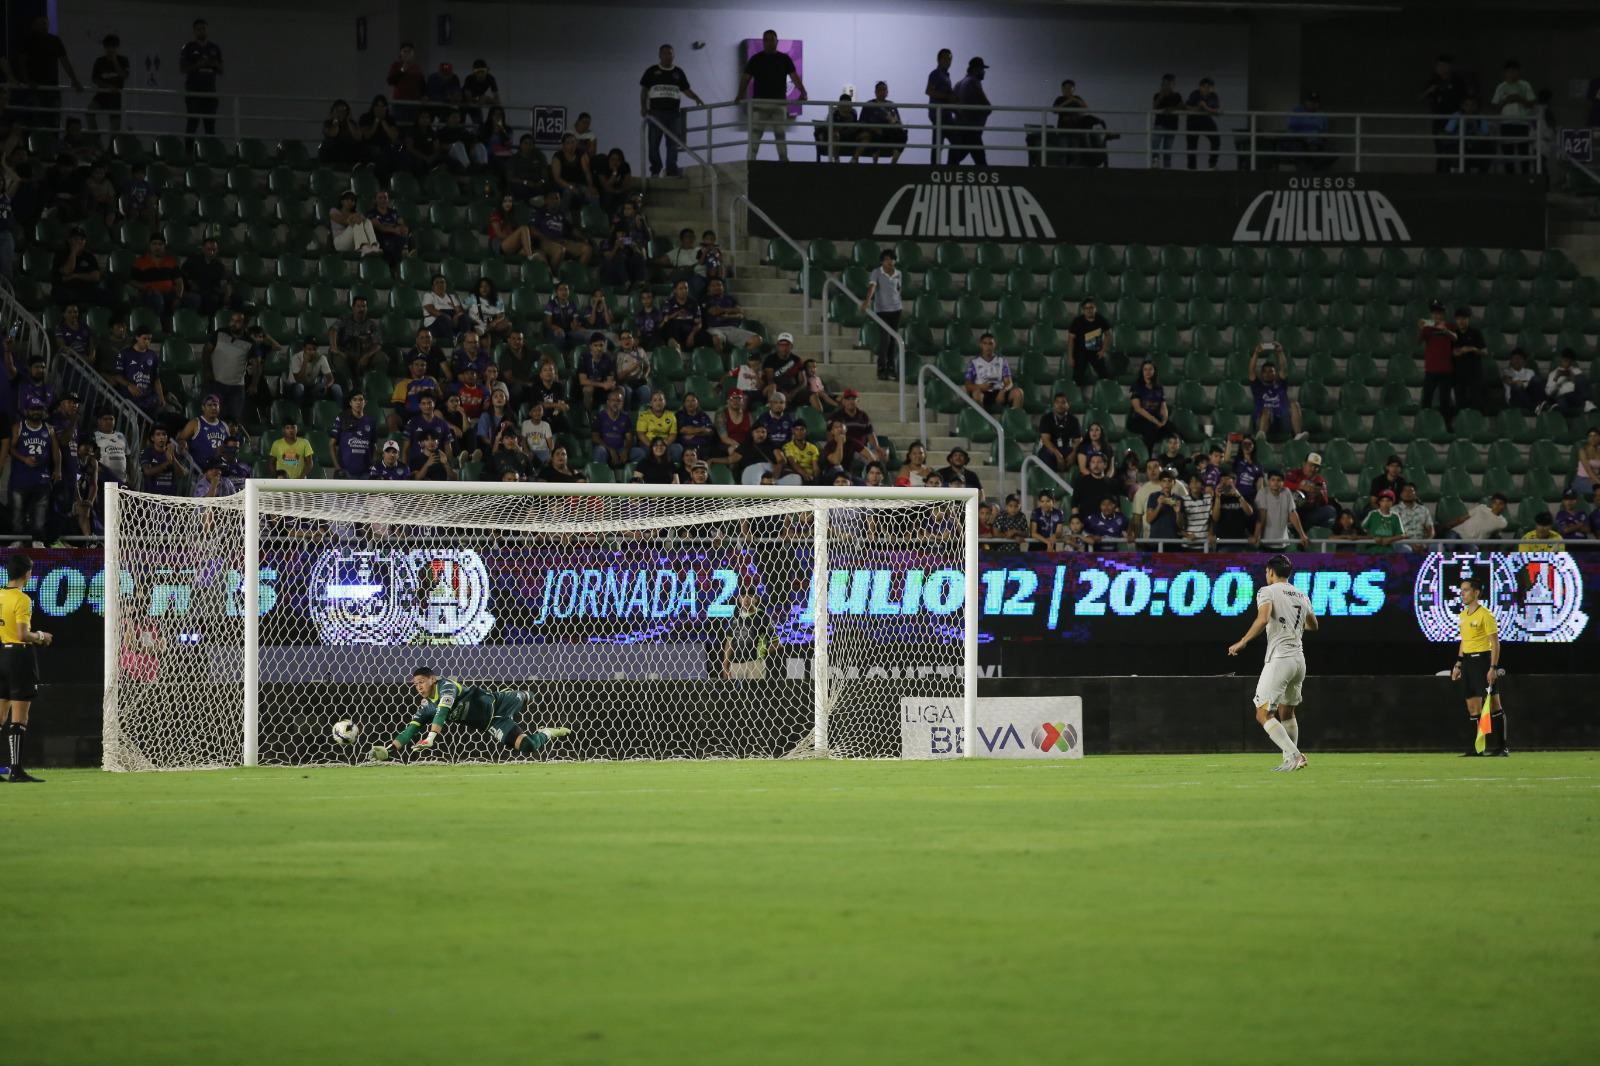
left=11, top=754, right=1600, bottom=1065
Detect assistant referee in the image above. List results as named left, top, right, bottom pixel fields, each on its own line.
left=1450, top=576, right=1507, bottom=757
left=1, top=552, right=53, bottom=783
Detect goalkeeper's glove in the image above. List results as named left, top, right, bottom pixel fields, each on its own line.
left=368, top=744, right=391, bottom=762
left=413, top=732, right=440, bottom=752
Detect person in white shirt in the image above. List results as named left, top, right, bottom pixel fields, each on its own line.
left=1500, top=347, right=1539, bottom=409
left=92, top=409, right=129, bottom=482
left=1542, top=348, right=1590, bottom=416
left=1228, top=554, right=1317, bottom=772
left=520, top=401, right=554, bottom=464
left=1489, top=59, right=1535, bottom=174
left=963, top=332, right=1024, bottom=411
left=287, top=336, right=342, bottom=407
left=1447, top=493, right=1510, bottom=541
left=422, top=274, right=469, bottom=343
left=1393, top=483, right=1435, bottom=546
left=861, top=249, right=903, bottom=381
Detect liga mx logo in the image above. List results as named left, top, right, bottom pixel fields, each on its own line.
left=1412, top=551, right=1588, bottom=643
left=311, top=548, right=496, bottom=646
left=1031, top=722, right=1078, bottom=754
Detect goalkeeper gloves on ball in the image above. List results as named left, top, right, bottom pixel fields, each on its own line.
left=413, top=733, right=439, bottom=752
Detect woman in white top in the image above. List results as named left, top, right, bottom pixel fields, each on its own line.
left=1575, top=427, right=1600, bottom=497
left=466, top=278, right=511, bottom=341
left=422, top=274, right=469, bottom=342
left=894, top=441, right=931, bottom=487
left=860, top=248, right=903, bottom=381
left=328, top=191, right=380, bottom=255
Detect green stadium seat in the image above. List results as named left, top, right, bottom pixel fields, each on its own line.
left=1453, top=408, right=1492, bottom=444
left=893, top=241, right=927, bottom=273
left=965, top=268, right=1001, bottom=301
left=1481, top=465, right=1517, bottom=500
left=1406, top=439, right=1445, bottom=476
left=933, top=241, right=969, bottom=272
left=1015, top=242, right=1050, bottom=275
left=1527, top=440, right=1567, bottom=478
left=1412, top=407, right=1448, bottom=440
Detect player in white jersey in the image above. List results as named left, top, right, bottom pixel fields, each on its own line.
left=1227, top=554, right=1318, bottom=771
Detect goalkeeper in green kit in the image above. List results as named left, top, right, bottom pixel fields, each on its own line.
left=370, top=666, right=572, bottom=761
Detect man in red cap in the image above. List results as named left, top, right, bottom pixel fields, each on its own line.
left=1361, top=489, right=1406, bottom=551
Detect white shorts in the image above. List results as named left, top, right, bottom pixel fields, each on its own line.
left=1254, top=655, right=1306, bottom=710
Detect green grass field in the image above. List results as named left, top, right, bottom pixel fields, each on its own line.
left=11, top=754, right=1600, bottom=1065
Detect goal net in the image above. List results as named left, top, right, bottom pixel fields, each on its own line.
left=101, top=482, right=977, bottom=770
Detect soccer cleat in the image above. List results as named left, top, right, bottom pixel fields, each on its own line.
left=1487, top=748, right=1511, bottom=757
left=1284, top=753, right=1308, bottom=772
left=1271, top=760, right=1294, bottom=772
left=1459, top=750, right=1482, bottom=757
left=537, top=727, right=573, bottom=742
left=7, top=768, right=43, bottom=783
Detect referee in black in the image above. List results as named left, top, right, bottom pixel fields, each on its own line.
left=1450, top=576, right=1507, bottom=757
left=1, top=552, right=53, bottom=782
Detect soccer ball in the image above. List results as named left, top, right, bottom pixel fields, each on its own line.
left=332, top=720, right=361, bottom=745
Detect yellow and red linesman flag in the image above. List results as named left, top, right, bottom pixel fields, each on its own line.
left=1475, top=687, right=1492, bottom=754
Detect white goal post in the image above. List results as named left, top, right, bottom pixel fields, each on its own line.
left=102, top=479, right=978, bottom=770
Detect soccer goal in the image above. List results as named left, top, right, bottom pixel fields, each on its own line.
left=101, top=480, right=978, bottom=770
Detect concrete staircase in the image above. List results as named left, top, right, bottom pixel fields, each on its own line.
left=642, top=166, right=1007, bottom=497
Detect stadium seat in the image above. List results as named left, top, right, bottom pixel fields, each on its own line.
left=934, top=242, right=969, bottom=272
left=893, top=240, right=927, bottom=272
left=1051, top=244, right=1085, bottom=272
left=1015, top=243, right=1050, bottom=275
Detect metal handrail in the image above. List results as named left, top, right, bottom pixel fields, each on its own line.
left=1018, top=454, right=1074, bottom=513
left=916, top=363, right=1006, bottom=501
left=728, top=193, right=810, bottom=335
left=820, top=276, right=906, bottom=421
left=677, top=98, right=1544, bottom=172
left=975, top=535, right=1579, bottom=553
left=639, top=113, right=741, bottom=232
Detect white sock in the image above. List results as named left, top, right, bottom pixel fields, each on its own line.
left=1263, top=718, right=1299, bottom=758
left=1284, top=718, right=1299, bottom=747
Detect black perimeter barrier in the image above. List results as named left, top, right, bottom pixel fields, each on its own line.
left=40, top=674, right=1600, bottom=767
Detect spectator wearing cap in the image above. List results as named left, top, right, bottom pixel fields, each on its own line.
left=1394, top=483, right=1435, bottom=547
left=1554, top=491, right=1589, bottom=540
left=194, top=457, right=242, bottom=499
left=1368, top=454, right=1406, bottom=512
left=948, top=57, right=991, bottom=166
left=1185, top=76, right=1221, bottom=170
left=1029, top=490, right=1064, bottom=550
left=114, top=326, right=169, bottom=420
left=963, top=333, right=1024, bottom=412
left=426, top=62, right=461, bottom=108
left=1419, top=300, right=1457, bottom=422
left=1084, top=496, right=1129, bottom=552
left=216, top=431, right=250, bottom=483
left=52, top=228, right=111, bottom=308
left=1283, top=91, right=1330, bottom=169
left=288, top=336, right=342, bottom=409
left=1360, top=490, right=1404, bottom=551
left=368, top=439, right=411, bottom=480
left=938, top=448, right=982, bottom=494
left=764, top=333, right=807, bottom=406
left=176, top=393, right=230, bottom=468
left=1248, top=341, right=1307, bottom=440
left=15, top=356, right=56, bottom=421
left=269, top=420, right=314, bottom=479
left=1284, top=451, right=1337, bottom=530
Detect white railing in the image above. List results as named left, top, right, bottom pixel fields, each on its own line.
left=819, top=276, right=906, bottom=421
left=1018, top=453, right=1074, bottom=513
left=917, top=363, right=1006, bottom=500
left=639, top=113, right=744, bottom=233
left=677, top=99, right=1545, bottom=174
left=728, top=193, right=810, bottom=334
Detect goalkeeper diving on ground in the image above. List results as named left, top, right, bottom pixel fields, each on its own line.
left=370, top=666, right=572, bottom=762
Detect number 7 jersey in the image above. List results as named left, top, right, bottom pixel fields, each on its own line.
left=1257, top=581, right=1311, bottom=661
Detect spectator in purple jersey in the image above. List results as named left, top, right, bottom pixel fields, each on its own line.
left=368, top=439, right=412, bottom=480
left=53, top=303, right=92, bottom=363
left=8, top=399, right=60, bottom=542
left=757, top=392, right=795, bottom=446
left=676, top=392, right=716, bottom=458
left=578, top=334, right=617, bottom=411
left=577, top=289, right=618, bottom=346
left=1248, top=343, right=1307, bottom=440
left=194, top=458, right=243, bottom=499
left=963, top=333, right=1024, bottom=411
left=700, top=278, right=758, bottom=356
left=1029, top=490, right=1065, bottom=550
left=139, top=425, right=179, bottom=496
left=544, top=281, right=581, bottom=351
left=531, top=188, right=591, bottom=272
left=15, top=356, right=56, bottom=421
left=633, top=288, right=666, bottom=349
left=660, top=279, right=704, bottom=350
left=1084, top=495, right=1130, bottom=551
left=113, top=326, right=169, bottom=419
left=176, top=393, right=229, bottom=467
left=403, top=394, right=452, bottom=468
left=330, top=393, right=377, bottom=479
left=1554, top=490, right=1588, bottom=541
left=388, top=354, right=440, bottom=431
left=217, top=432, right=250, bottom=483
left=450, top=330, right=490, bottom=381
left=367, top=188, right=411, bottom=265
left=1230, top=435, right=1264, bottom=499
left=1200, top=444, right=1225, bottom=490
left=591, top=388, right=633, bottom=468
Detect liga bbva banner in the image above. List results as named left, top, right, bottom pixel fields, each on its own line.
left=746, top=164, right=1546, bottom=248
left=900, top=696, right=1085, bottom=759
